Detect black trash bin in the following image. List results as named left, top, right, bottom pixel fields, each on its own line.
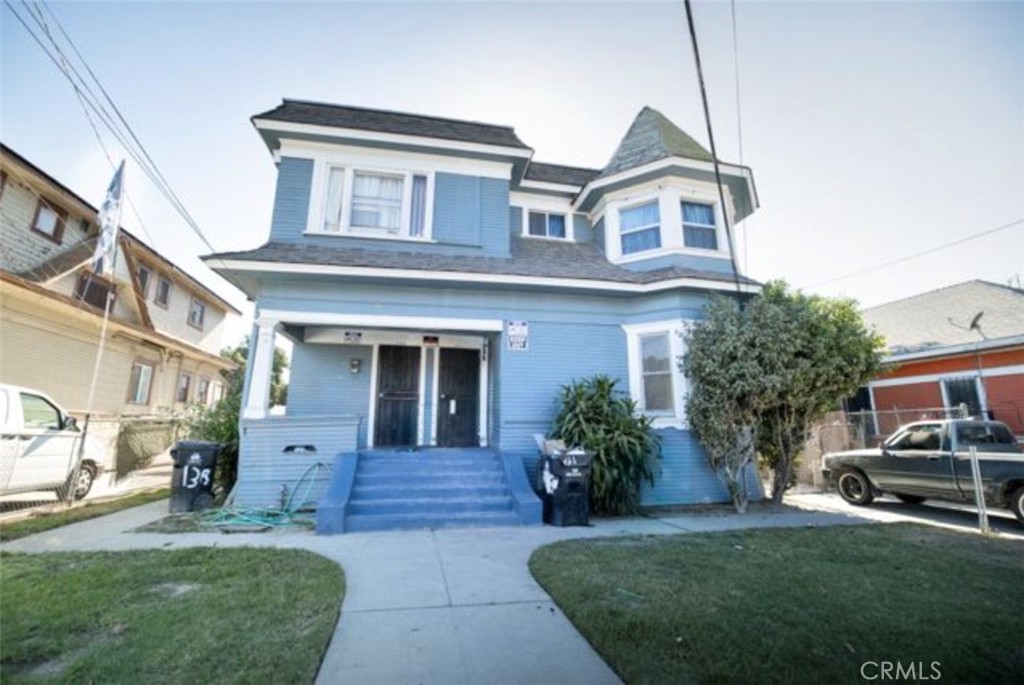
left=169, top=440, right=221, bottom=513
left=536, top=448, right=591, bottom=526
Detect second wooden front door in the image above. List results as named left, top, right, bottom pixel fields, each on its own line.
left=436, top=348, right=480, bottom=447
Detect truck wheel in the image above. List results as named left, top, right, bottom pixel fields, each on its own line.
left=837, top=469, right=874, bottom=506
left=1010, top=487, right=1024, bottom=526
left=895, top=494, right=926, bottom=505
left=56, top=462, right=97, bottom=502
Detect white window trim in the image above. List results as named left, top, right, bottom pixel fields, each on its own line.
left=622, top=320, right=690, bottom=428
left=600, top=180, right=735, bottom=265
left=681, top=200, right=721, bottom=252
left=522, top=209, right=570, bottom=241
left=305, top=157, right=435, bottom=241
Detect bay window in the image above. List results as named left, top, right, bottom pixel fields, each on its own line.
left=619, top=201, right=661, bottom=255
left=682, top=201, right=718, bottom=250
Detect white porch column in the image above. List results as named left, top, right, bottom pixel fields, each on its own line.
left=243, top=318, right=279, bottom=419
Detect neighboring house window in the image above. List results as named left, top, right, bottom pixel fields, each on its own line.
left=639, top=333, right=674, bottom=414
left=210, top=382, right=224, bottom=405
left=74, top=273, right=116, bottom=311
left=527, top=211, right=566, bottom=239
left=137, top=265, right=152, bottom=298
left=623, top=321, right=689, bottom=427
left=154, top=276, right=172, bottom=308
left=619, top=201, right=661, bottom=255
left=0, top=171, right=7, bottom=200
left=319, top=165, right=429, bottom=238
left=188, top=297, right=206, bottom=330
left=197, top=377, right=210, bottom=406
left=128, top=361, right=155, bottom=405
left=681, top=201, right=718, bottom=250
left=31, top=199, right=66, bottom=244
left=176, top=373, right=191, bottom=403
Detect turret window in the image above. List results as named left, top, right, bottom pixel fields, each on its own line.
left=619, top=201, right=661, bottom=255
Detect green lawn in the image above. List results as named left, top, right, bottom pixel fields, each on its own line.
left=1, top=547, right=344, bottom=684
left=0, top=489, right=170, bottom=542
left=530, top=524, right=1024, bottom=685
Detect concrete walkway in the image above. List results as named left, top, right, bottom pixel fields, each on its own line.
left=3, top=501, right=872, bottom=685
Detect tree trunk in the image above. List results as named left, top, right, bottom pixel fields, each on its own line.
left=771, top=429, right=792, bottom=505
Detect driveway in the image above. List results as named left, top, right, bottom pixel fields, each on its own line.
left=787, top=491, right=1024, bottom=540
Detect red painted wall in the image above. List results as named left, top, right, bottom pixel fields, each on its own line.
left=871, top=383, right=945, bottom=434
left=984, top=374, right=1024, bottom=434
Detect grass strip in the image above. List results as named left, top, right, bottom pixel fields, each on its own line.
left=1, top=547, right=344, bottom=684
left=0, top=489, right=170, bottom=541
left=530, top=524, right=1024, bottom=685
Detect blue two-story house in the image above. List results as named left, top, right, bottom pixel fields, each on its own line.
left=206, top=100, right=761, bottom=533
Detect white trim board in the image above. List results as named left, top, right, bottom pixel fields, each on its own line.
left=869, top=364, right=1024, bottom=388
left=254, top=118, right=534, bottom=162
left=260, top=311, right=504, bottom=332
left=221, top=261, right=761, bottom=296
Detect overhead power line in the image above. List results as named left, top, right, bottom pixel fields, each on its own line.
left=4, top=0, right=224, bottom=263
left=809, top=219, right=1024, bottom=287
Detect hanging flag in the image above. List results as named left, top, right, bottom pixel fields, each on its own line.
left=91, top=160, right=125, bottom=276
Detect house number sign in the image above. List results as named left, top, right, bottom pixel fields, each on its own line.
left=507, top=321, right=529, bottom=351
left=181, top=453, right=211, bottom=489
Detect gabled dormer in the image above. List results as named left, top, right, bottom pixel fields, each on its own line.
left=252, top=100, right=534, bottom=258
left=574, top=107, right=758, bottom=274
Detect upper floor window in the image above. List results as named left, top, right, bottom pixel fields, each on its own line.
left=154, top=276, right=172, bottom=308
left=188, top=297, right=206, bottom=330
left=620, top=201, right=661, bottom=255
left=74, top=273, right=116, bottom=311
left=197, top=377, right=211, bottom=406
left=31, top=200, right=66, bottom=244
left=682, top=202, right=718, bottom=250
left=136, top=265, right=152, bottom=298
left=320, top=165, right=429, bottom=239
left=527, top=211, right=566, bottom=239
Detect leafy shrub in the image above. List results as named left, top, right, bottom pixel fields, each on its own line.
left=551, top=375, right=661, bottom=515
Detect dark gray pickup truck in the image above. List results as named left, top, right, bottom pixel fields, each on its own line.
left=822, top=419, right=1024, bottom=525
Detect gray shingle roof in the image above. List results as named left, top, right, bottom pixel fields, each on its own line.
left=523, top=162, right=600, bottom=187
left=862, top=280, right=1024, bottom=354
left=209, top=237, right=757, bottom=288
left=253, top=100, right=532, bottom=150
left=600, top=107, right=713, bottom=179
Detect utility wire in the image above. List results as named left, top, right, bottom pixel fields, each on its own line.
left=6, top=0, right=224, bottom=262
left=729, top=0, right=750, bottom=276
left=809, top=219, right=1023, bottom=287
left=684, top=0, right=744, bottom=297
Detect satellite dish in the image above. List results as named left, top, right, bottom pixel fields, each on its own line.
left=969, top=311, right=984, bottom=330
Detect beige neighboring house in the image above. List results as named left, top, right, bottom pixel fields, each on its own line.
left=0, top=145, right=240, bottom=463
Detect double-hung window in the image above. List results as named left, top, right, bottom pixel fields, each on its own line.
left=681, top=201, right=718, bottom=250
left=31, top=200, right=66, bottom=244
left=619, top=201, right=661, bottom=255
left=320, top=166, right=429, bottom=238
left=176, top=373, right=191, bottom=403
left=527, top=211, right=566, bottom=239
left=624, top=321, right=689, bottom=426
left=136, top=265, right=152, bottom=298
left=188, top=297, right=206, bottom=330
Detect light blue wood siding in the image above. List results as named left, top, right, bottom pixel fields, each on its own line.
left=509, top=206, right=522, bottom=237
left=269, top=157, right=314, bottom=243
left=289, top=342, right=372, bottom=448
left=573, top=214, right=592, bottom=243
left=620, top=252, right=735, bottom=275
left=267, top=160, right=510, bottom=256
left=432, top=173, right=510, bottom=256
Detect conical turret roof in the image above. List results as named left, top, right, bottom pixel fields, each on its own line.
left=599, top=107, right=712, bottom=179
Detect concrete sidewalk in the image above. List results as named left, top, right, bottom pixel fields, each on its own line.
left=2, top=501, right=870, bottom=685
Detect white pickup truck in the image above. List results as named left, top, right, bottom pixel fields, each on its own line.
left=0, top=384, right=102, bottom=501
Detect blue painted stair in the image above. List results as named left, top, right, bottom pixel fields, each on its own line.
left=316, top=448, right=542, bottom=534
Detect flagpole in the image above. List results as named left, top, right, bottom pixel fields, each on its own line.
left=66, top=162, right=125, bottom=507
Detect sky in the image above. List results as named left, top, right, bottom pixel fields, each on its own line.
left=3, top=1, right=1022, bottom=347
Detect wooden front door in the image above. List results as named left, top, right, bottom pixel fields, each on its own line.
left=437, top=348, right=480, bottom=447
left=374, top=345, right=420, bottom=446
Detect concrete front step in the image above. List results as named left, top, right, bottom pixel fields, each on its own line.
left=348, top=495, right=515, bottom=516
left=357, top=460, right=502, bottom=474
left=355, top=472, right=507, bottom=487
left=344, top=510, right=523, bottom=533
left=353, top=484, right=511, bottom=500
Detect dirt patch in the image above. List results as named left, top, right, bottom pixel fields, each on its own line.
left=134, top=514, right=205, bottom=533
